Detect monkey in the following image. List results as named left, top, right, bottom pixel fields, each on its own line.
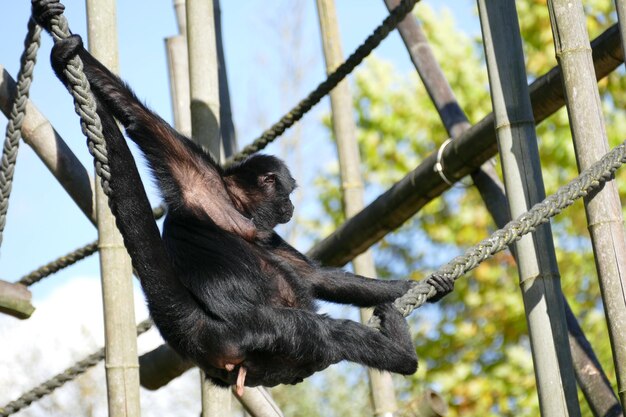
left=32, top=0, right=453, bottom=394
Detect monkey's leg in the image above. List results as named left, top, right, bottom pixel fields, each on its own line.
left=247, top=306, right=418, bottom=376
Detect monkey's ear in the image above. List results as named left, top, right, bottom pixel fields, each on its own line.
left=259, top=173, right=276, bottom=186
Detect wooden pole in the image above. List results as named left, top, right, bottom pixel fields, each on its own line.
left=213, top=0, right=237, bottom=155
left=478, top=1, right=580, bottom=415
left=186, top=0, right=222, bottom=159
left=236, top=388, right=285, bottom=417
left=141, top=2, right=284, bottom=415
left=548, top=0, right=626, bottom=410
left=185, top=0, right=230, bottom=414
left=315, top=1, right=398, bottom=415
left=85, top=1, right=141, bottom=416
left=0, top=280, right=34, bottom=319
left=413, top=389, right=447, bottom=417
left=615, top=0, right=626, bottom=64
left=165, top=33, right=192, bottom=137
left=382, top=2, right=621, bottom=414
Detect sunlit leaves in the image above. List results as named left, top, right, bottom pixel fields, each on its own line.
left=305, top=2, right=622, bottom=416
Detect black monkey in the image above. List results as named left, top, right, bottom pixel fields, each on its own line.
left=33, top=0, right=453, bottom=394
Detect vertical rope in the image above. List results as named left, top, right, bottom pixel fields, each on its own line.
left=0, top=19, right=42, bottom=248
left=35, top=13, right=113, bottom=196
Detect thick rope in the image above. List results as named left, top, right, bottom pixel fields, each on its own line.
left=224, top=0, right=421, bottom=166
left=0, top=19, right=41, bottom=248
left=16, top=204, right=165, bottom=287
left=367, top=138, right=626, bottom=328
left=0, top=319, right=153, bottom=417
left=38, top=14, right=112, bottom=196
left=17, top=241, right=98, bottom=286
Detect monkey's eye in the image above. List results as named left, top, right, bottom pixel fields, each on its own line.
left=262, top=174, right=276, bottom=184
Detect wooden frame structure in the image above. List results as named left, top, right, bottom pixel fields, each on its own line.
left=0, top=1, right=625, bottom=416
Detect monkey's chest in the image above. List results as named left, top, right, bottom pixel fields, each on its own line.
left=259, top=260, right=313, bottom=310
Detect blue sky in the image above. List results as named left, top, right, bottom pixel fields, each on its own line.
left=0, top=1, right=478, bottom=300
left=0, top=1, right=480, bottom=412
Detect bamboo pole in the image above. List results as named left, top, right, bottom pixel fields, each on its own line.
left=213, top=0, right=237, bottom=155
left=0, top=67, right=96, bottom=224
left=143, top=3, right=285, bottom=416
left=127, top=24, right=626, bottom=388
left=185, top=1, right=231, bottom=414
left=315, top=1, right=398, bottom=416
left=85, top=1, right=141, bottom=416
left=412, top=389, right=447, bottom=417
left=187, top=0, right=222, bottom=159
left=164, top=2, right=282, bottom=415
left=308, top=22, right=623, bottom=267
left=236, top=388, right=285, bottom=417
left=478, top=2, right=580, bottom=415
left=139, top=344, right=193, bottom=390
left=140, top=345, right=284, bottom=417
left=165, top=34, right=192, bottom=137
left=566, top=305, right=624, bottom=417
left=548, top=0, right=626, bottom=410
left=142, top=0, right=196, bottom=393
left=615, top=0, right=626, bottom=63
left=383, top=2, right=621, bottom=414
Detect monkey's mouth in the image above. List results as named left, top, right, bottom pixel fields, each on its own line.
left=278, top=203, right=294, bottom=223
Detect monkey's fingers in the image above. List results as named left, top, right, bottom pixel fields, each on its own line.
left=426, top=274, right=454, bottom=302
left=235, top=366, right=247, bottom=396
left=32, top=0, right=65, bottom=28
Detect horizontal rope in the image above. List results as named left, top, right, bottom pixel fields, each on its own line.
left=369, top=137, right=626, bottom=328
left=16, top=204, right=165, bottom=287
left=0, top=319, right=153, bottom=417
left=224, top=0, right=421, bottom=166
left=17, top=241, right=98, bottom=286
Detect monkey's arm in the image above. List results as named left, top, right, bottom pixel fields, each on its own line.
left=312, top=268, right=454, bottom=305
left=49, top=34, right=255, bottom=240
left=269, top=235, right=453, bottom=305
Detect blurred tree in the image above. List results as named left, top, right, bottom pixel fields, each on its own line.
left=305, top=2, right=623, bottom=416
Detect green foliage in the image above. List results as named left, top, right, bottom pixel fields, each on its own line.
left=297, top=2, right=623, bottom=416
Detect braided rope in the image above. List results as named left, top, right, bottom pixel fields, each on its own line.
left=0, top=19, right=42, bottom=248
left=224, top=0, right=420, bottom=166
left=17, top=241, right=98, bottom=286
left=16, top=204, right=165, bottom=287
left=0, top=319, right=153, bottom=417
left=41, top=14, right=112, bottom=195
left=368, top=139, right=626, bottom=327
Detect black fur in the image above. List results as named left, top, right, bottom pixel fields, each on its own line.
left=33, top=0, right=423, bottom=389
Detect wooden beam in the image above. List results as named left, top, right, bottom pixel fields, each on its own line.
left=0, top=280, right=34, bottom=319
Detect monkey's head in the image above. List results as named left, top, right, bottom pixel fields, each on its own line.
left=225, top=154, right=297, bottom=231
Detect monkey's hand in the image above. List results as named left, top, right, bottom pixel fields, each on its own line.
left=425, top=274, right=454, bottom=302
left=31, top=0, right=65, bottom=30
